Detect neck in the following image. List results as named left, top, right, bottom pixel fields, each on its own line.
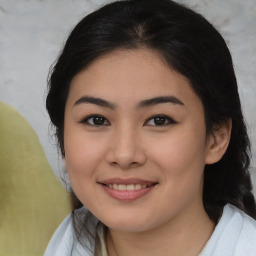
left=107, top=202, right=215, bottom=256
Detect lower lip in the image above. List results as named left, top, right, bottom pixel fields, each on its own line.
left=101, top=184, right=156, bottom=201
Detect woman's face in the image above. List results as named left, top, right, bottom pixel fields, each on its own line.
left=64, top=49, right=214, bottom=232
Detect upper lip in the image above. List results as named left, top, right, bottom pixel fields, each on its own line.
left=98, top=178, right=158, bottom=185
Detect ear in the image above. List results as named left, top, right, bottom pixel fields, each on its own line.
left=205, top=119, right=232, bottom=165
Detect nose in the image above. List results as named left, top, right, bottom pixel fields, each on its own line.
left=105, top=125, right=147, bottom=169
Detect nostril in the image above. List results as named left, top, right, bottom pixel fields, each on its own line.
left=110, top=161, right=140, bottom=168
left=129, top=161, right=139, bottom=167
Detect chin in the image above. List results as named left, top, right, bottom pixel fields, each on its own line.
left=100, top=214, right=157, bottom=233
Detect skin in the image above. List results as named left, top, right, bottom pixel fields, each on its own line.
left=64, top=49, right=231, bottom=256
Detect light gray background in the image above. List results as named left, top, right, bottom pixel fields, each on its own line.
left=0, top=0, right=255, bottom=194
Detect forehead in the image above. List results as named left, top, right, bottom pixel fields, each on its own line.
left=68, top=49, right=201, bottom=108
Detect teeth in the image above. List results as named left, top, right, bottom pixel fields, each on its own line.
left=119, top=184, right=126, bottom=191
left=106, top=184, right=151, bottom=191
left=135, top=184, right=141, bottom=190
left=127, top=184, right=135, bottom=191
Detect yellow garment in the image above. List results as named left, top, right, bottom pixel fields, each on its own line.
left=0, top=102, right=72, bottom=256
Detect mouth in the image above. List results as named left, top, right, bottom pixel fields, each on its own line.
left=98, top=179, right=158, bottom=201
left=102, top=183, right=156, bottom=191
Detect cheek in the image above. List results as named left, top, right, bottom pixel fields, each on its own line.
left=64, top=134, right=107, bottom=206
left=147, top=127, right=207, bottom=216
left=148, top=125, right=207, bottom=178
left=64, top=129, right=106, bottom=181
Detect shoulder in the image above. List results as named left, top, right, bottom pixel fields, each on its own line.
left=227, top=204, right=256, bottom=255
left=44, top=207, right=95, bottom=256
left=44, top=212, right=75, bottom=256
left=203, top=204, right=256, bottom=256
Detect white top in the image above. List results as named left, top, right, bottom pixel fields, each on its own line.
left=44, top=204, right=256, bottom=256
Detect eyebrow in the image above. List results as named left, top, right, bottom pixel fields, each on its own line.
left=74, top=96, right=117, bottom=109
left=73, top=95, right=184, bottom=109
left=137, top=96, right=184, bottom=109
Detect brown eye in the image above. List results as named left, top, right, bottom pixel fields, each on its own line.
left=153, top=116, right=166, bottom=126
left=82, top=115, right=110, bottom=126
left=145, top=115, right=176, bottom=126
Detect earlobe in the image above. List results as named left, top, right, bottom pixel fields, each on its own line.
left=205, top=119, right=232, bottom=165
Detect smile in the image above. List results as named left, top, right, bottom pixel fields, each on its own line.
left=99, top=179, right=158, bottom=201
left=105, top=184, right=151, bottom=191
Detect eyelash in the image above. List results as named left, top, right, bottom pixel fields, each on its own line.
left=145, top=114, right=177, bottom=126
left=80, top=114, right=176, bottom=127
left=80, top=114, right=110, bottom=126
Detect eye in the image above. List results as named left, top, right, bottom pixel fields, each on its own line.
left=145, top=115, right=176, bottom=126
left=81, top=115, right=110, bottom=126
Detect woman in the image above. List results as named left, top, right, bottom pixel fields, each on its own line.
left=44, top=0, right=256, bottom=255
